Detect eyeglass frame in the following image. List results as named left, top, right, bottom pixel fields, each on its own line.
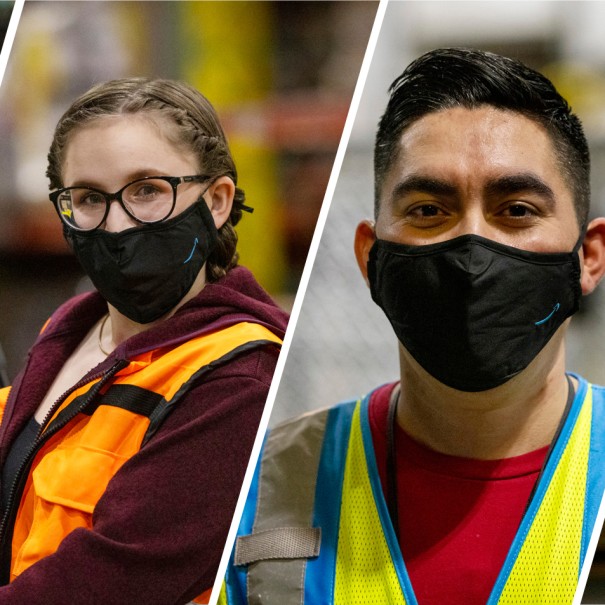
left=49, top=174, right=211, bottom=232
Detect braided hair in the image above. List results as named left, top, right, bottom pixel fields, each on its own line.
left=47, top=78, right=249, bottom=281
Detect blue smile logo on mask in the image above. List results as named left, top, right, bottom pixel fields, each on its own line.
left=65, top=198, right=218, bottom=324
left=534, top=303, right=561, bottom=326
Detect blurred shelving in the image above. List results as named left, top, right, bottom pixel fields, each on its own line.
left=0, top=1, right=378, bottom=380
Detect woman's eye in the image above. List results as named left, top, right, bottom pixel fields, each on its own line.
left=80, top=192, right=105, bottom=206
left=133, top=185, right=161, bottom=199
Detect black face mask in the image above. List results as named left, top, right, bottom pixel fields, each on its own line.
left=368, top=233, right=583, bottom=392
left=66, top=197, right=218, bottom=324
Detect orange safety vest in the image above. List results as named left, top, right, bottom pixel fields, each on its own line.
left=0, top=321, right=281, bottom=604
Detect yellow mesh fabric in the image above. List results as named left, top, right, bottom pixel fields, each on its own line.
left=335, top=403, right=407, bottom=605
left=497, top=388, right=592, bottom=604
left=217, top=582, right=227, bottom=605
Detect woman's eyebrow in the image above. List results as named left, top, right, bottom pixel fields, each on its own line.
left=67, top=169, right=167, bottom=190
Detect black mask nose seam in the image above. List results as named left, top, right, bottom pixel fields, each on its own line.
left=65, top=200, right=219, bottom=324
left=368, top=234, right=582, bottom=391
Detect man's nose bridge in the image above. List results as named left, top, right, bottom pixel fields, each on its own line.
left=455, top=205, right=493, bottom=274
left=458, top=204, right=490, bottom=239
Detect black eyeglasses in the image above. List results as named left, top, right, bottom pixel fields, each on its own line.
left=49, top=175, right=210, bottom=232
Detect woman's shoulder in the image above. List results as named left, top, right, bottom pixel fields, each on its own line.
left=39, top=291, right=106, bottom=338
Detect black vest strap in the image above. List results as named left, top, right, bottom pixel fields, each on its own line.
left=82, top=384, right=163, bottom=418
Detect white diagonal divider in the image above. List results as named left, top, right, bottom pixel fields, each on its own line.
left=0, top=0, right=24, bottom=89
left=208, top=1, right=391, bottom=604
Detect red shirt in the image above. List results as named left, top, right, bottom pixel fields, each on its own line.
left=369, top=383, right=548, bottom=605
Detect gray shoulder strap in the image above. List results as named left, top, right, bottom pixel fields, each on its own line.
left=235, top=409, right=330, bottom=605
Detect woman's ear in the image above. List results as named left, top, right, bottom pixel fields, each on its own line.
left=580, top=217, right=605, bottom=295
left=354, top=219, right=377, bottom=288
left=206, top=176, right=235, bottom=229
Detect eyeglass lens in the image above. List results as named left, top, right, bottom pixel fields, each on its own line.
left=57, top=178, right=176, bottom=230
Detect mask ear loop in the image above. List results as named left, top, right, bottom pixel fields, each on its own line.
left=572, top=220, right=589, bottom=254
left=205, top=175, right=254, bottom=214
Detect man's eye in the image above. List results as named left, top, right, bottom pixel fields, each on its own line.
left=505, top=204, right=535, bottom=217
left=408, top=204, right=442, bottom=218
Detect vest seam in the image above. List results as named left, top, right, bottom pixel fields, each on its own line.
left=143, top=339, right=277, bottom=446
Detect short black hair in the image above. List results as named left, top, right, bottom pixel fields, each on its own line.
left=374, top=48, right=590, bottom=228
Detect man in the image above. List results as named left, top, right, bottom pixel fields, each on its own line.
left=221, top=48, right=605, bottom=605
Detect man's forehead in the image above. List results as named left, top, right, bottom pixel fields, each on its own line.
left=383, top=106, right=570, bottom=195
left=398, top=106, right=549, bottom=153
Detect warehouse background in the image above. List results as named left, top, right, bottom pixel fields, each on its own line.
left=0, top=1, right=11, bottom=50
left=266, top=4, right=605, bottom=600
left=0, top=0, right=377, bottom=381
left=276, top=0, right=605, bottom=419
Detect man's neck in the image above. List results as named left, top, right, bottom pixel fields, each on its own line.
left=396, top=335, right=572, bottom=460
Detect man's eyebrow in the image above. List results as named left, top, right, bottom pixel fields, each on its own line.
left=484, top=173, right=556, bottom=209
left=391, top=175, right=457, bottom=201
left=390, top=172, right=558, bottom=210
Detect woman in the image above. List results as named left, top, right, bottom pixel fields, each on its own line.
left=0, top=78, right=288, bottom=604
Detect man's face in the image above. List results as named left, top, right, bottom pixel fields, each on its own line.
left=375, top=105, right=580, bottom=252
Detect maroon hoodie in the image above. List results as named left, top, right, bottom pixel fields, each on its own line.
left=0, top=266, right=288, bottom=604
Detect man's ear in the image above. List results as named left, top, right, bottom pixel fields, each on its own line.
left=580, top=217, right=605, bottom=295
left=206, top=176, right=235, bottom=229
left=354, top=220, right=377, bottom=287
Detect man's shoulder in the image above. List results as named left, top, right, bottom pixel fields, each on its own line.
left=575, top=375, right=605, bottom=404
left=270, top=386, right=384, bottom=433
left=265, top=383, right=392, bottom=454
left=590, top=382, right=605, bottom=395
left=271, top=398, right=357, bottom=431
left=588, top=381, right=605, bottom=408
left=265, top=400, right=356, bottom=459
left=572, top=378, right=605, bottom=433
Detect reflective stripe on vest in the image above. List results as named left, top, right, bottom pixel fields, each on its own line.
left=226, top=376, right=605, bottom=605
left=241, top=408, right=328, bottom=605
left=0, top=387, right=10, bottom=425
left=489, top=380, right=594, bottom=604
left=189, top=586, right=213, bottom=604
left=9, top=322, right=281, bottom=595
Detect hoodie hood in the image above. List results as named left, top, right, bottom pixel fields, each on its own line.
left=116, top=265, right=288, bottom=356
left=37, top=266, right=288, bottom=356
left=1, top=267, right=287, bottom=447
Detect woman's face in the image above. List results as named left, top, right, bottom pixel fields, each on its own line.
left=61, top=114, right=205, bottom=233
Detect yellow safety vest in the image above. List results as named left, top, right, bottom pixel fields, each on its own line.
left=222, top=377, right=605, bottom=605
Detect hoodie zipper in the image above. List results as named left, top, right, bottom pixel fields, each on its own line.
left=0, top=358, right=128, bottom=585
